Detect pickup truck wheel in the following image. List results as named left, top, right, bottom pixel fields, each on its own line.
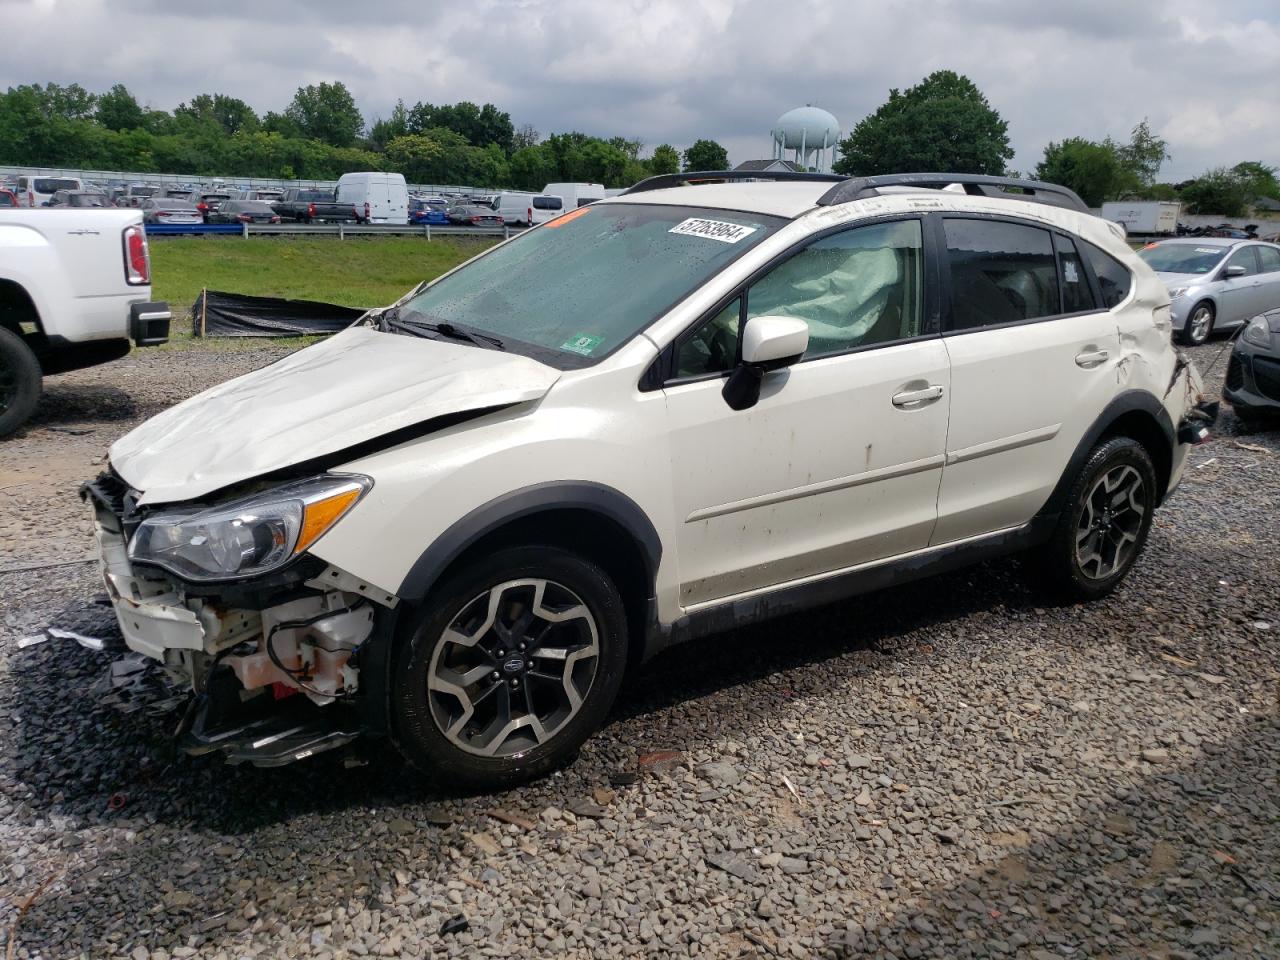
left=0, top=326, right=41, bottom=438
left=1030, top=437, right=1156, bottom=601
left=391, top=545, right=628, bottom=791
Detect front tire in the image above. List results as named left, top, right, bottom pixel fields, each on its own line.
left=1179, top=301, right=1215, bottom=345
left=0, top=326, right=41, bottom=438
left=1032, top=437, right=1157, bottom=601
left=390, top=545, right=628, bottom=791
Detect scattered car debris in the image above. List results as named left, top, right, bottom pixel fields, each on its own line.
left=485, top=809, right=536, bottom=831
left=47, top=627, right=106, bottom=651
left=439, top=915, right=469, bottom=936
left=89, top=653, right=187, bottom=716
left=17, top=634, right=49, bottom=649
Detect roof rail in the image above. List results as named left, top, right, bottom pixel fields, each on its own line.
left=816, top=173, right=1089, bottom=213
left=621, top=170, right=847, bottom=196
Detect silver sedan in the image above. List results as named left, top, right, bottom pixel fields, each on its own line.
left=1136, top=238, right=1280, bottom=344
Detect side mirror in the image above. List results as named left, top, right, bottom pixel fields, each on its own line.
left=722, top=315, right=809, bottom=411
left=1225, top=264, right=1247, bottom=278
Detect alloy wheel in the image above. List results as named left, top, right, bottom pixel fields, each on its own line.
left=427, top=578, right=600, bottom=758
left=1189, top=305, right=1213, bottom=343
left=1074, top=464, right=1147, bottom=580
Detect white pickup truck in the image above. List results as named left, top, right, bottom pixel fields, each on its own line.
left=0, top=208, right=170, bottom=436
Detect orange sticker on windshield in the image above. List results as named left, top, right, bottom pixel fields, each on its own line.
left=544, top=206, right=592, bottom=228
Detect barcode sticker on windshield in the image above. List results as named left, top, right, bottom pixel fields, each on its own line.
left=669, top=218, right=758, bottom=243
left=1195, top=247, right=1220, bottom=254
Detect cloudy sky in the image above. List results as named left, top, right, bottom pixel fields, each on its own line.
left=3, top=0, right=1278, bottom=179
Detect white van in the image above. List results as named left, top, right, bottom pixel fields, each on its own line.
left=17, top=175, right=83, bottom=208
left=336, top=172, right=409, bottom=225
left=542, top=182, right=606, bottom=210
left=525, top=195, right=565, bottom=225
left=490, top=191, right=536, bottom=226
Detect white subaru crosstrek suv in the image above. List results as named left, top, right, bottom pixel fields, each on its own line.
left=86, top=172, right=1214, bottom=789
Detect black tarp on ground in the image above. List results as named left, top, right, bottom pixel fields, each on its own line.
left=190, top=289, right=367, bottom=337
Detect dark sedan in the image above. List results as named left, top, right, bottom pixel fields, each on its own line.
left=1224, top=309, right=1280, bottom=424
left=446, top=203, right=504, bottom=227
left=47, top=190, right=110, bottom=208
left=208, top=200, right=281, bottom=225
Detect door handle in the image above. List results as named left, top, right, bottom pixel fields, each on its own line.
left=891, top=385, right=944, bottom=408
left=1074, top=349, right=1109, bottom=369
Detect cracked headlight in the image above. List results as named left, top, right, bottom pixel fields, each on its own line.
left=1243, top=315, right=1273, bottom=349
left=128, top=475, right=371, bottom=581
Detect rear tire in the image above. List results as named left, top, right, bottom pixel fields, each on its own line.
left=0, top=326, right=41, bottom=438
left=390, top=545, right=628, bottom=791
left=1179, top=301, right=1215, bottom=345
left=1031, top=437, right=1157, bottom=602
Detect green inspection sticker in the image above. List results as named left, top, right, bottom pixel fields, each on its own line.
left=560, top=333, right=604, bottom=356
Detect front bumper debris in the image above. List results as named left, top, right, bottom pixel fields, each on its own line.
left=1177, top=399, right=1219, bottom=445
left=85, top=470, right=382, bottom=766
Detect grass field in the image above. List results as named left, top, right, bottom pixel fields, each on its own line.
left=148, top=235, right=495, bottom=346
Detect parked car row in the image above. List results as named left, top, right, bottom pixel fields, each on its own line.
left=1136, top=237, right=1280, bottom=345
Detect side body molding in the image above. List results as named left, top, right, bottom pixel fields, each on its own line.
left=395, top=481, right=663, bottom=602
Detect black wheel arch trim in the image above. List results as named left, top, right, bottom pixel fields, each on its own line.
left=1037, top=389, right=1176, bottom=515
left=395, top=481, right=663, bottom=603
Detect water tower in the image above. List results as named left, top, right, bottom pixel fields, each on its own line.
left=771, top=105, right=841, bottom=173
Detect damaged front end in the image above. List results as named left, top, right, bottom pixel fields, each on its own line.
left=84, top=471, right=397, bottom=766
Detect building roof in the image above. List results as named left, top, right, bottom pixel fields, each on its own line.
left=733, top=159, right=803, bottom=173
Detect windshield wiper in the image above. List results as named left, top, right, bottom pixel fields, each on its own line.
left=383, top=314, right=505, bottom=350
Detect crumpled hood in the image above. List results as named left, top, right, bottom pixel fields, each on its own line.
left=111, top=326, right=561, bottom=504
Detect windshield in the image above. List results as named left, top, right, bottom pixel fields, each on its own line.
left=35, top=178, right=79, bottom=193
left=1138, top=243, right=1227, bottom=275
left=398, top=203, right=783, bottom=364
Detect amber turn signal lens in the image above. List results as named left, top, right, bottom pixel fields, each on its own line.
left=295, top=487, right=363, bottom=554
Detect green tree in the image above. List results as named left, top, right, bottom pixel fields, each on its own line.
left=95, top=83, right=145, bottom=131
left=508, top=144, right=557, bottom=190
left=175, top=93, right=259, bottom=135
left=648, top=143, right=680, bottom=176
left=834, top=70, right=1012, bottom=176
left=683, top=138, right=729, bottom=171
left=1230, top=161, right=1280, bottom=202
left=1118, top=119, right=1169, bottom=187
left=284, top=81, right=364, bottom=147
left=262, top=110, right=303, bottom=138
left=407, top=101, right=514, bottom=153
left=1179, top=167, right=1251, bottom=217
left=368, top=100, right=410, bottom=151
left=512, top=124, right=540, bottom=151
left=1034, top=137, right=1129, bottom=207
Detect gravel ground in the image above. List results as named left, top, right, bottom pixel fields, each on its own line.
left=0, top=340, right=1277, bottom=960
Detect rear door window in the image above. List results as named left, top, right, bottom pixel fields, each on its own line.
left=1055, top=234, right=1098, bottom=313
left=1256, top=245, right=1280, bottom=273
left=944, top=219, right=1060, bottom=329
left=1079, top=241, right=1133, bottom=309
left=533, top=196, right=563, bottom=210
